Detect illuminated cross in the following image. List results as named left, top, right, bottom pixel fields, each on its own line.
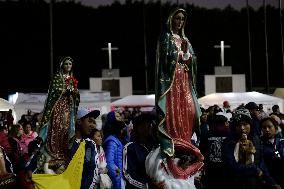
left=214, top=41, right=231, bottom=67
left=101, top=42, right=118, bottom=69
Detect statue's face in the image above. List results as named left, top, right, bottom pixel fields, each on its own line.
left=62, top=59, right=72, bottom=74
left=172, top=12, right=185, bottom=33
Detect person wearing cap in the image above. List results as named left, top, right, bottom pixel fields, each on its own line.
left=70, top=107, right=100, bottom=144
left=123, top=113, right=157, bottom=189
left=222, top=108, right=279, bottom=189
left=69, top=107, right=101, bottom=189
left=245, top=102, right=261, bottom=137
left=30, top=107, right=100, bottom=189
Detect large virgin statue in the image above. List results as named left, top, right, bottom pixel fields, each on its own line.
left=147, top=8, right=204, bottom=188
left=38, top=56, right=80, bottom=174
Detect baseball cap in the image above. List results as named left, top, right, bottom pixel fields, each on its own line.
left=244, top=102, right=259, bottom=110
left=77, top=107, right=100, bottom=120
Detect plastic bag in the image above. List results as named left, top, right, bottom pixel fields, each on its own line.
left=100, top=173, right=112, bottom=189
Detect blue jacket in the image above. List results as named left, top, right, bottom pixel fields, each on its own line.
left=104, top=135, right=123, bottom=189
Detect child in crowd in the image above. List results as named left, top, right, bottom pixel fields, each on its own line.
left=260, top=117, right=284, bottom=188
left=91, top=128, right=111, bottom=189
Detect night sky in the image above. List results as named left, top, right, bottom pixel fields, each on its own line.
left=0, top=0, right=283, bottom=100
left=79, top=0, right=280, bottom=9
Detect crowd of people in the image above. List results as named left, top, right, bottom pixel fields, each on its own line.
left=1, top=6, right=284, bottom=189
left=199, top=102, right=284, bottom=189
left=0, top=101, right=284, bottom=189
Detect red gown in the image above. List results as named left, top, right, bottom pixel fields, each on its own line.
left=165, top=35, right=195, bottom=148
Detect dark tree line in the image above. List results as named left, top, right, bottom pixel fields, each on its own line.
left=0, top=0, right=283, bottom=99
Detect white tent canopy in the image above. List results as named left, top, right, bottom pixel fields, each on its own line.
left=198, top=91, right=284, bottom=113
left=9, top=91, right=111, bottom=123
left=110, top=92, right=283, bottom=114
left=0, top=98, right=16, bottom=124
left=111, top=95, right=155, bottom=111
left=0, top=98, right=14, bottom=111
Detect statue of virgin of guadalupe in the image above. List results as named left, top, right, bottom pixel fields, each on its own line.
left=147, top=8, right=204, bottom=188
left=38, top=56, right=80, bottom=174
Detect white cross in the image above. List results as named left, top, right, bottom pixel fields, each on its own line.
left=214, top=41, right=231, bottom=67
left=101, top=43, right=118, bottom=69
